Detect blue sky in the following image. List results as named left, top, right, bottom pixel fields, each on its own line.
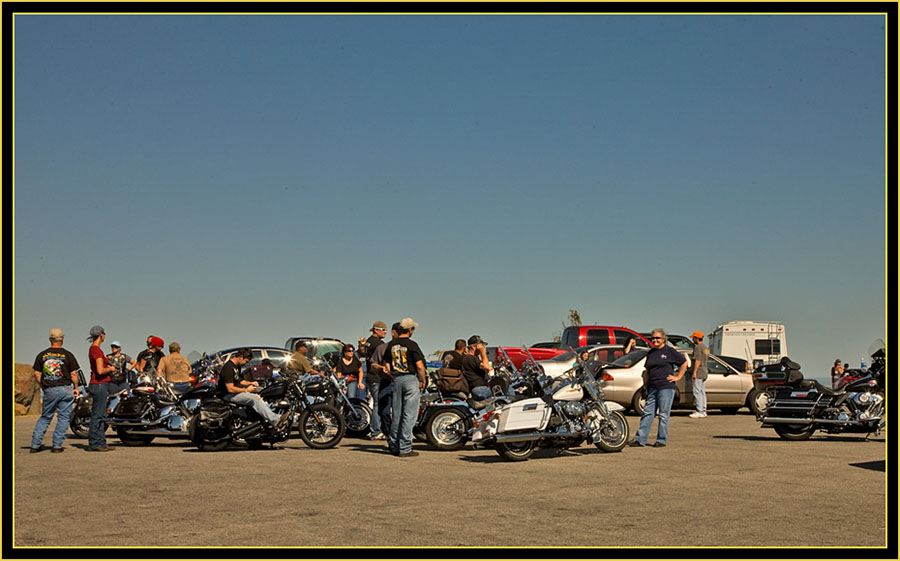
left=13, top=14, right=886, bottom=381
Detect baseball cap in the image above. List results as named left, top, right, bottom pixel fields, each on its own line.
left=691, top=331, right=704, bottom=339
left=49, top=328, right=64, bottom=341
left=400, top=317, right=419, bottom=330
left=467, top=335, right=488, bottom=346
left=87, top=325, right=106, bottom=340
left=110, top=341, right=122, bottom=348
left=371, top=321, right=387, bottom=331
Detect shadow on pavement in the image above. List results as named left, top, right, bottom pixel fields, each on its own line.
left=849, top=460, right=885, bottom=472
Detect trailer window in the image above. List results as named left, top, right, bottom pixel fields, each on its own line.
left=755, top=339, right=781, bottom=355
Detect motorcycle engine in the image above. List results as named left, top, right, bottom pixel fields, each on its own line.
left=562, top=402, right=586, bottom=418
left=852, top=392, right=884, bottom=420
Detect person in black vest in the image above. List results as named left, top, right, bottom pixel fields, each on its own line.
left=441, top=339, right=467, bottom=369
left=136, top=336, right=165, bottom=379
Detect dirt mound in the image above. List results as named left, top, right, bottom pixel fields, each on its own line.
left=15, top=364, right=41, bottom=415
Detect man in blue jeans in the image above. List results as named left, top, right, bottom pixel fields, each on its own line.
left=382, top=318, right=426, bottom=457
left=630, top=328, right=687, bottom=448
left=30, top=328, right=82, bottom=453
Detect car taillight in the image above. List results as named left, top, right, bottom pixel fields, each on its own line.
left=601, top=373, right=614, bottom=381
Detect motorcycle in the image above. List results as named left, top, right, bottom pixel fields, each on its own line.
left=106, top=371, right=215, bottom=445
left=69, top=369, right=130, bottom=439
left=471, top=347, right=629, bottom=461
left=757, top=339, right=885, bottom=441
left=418, top=346, right=539, bottom=451
left=306, top=356, right=373, bottom=438
left=189, top=372, right=345, bottom=451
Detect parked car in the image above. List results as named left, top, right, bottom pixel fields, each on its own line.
left=536, top=344, right=625, bottom=379
left=599, top=348, right=755, bottom=415
left=283, top=337, right=345, bottom=362
left=641, top=332, right=751, bottom=373
left=530, top=341, right=561, bottom=349
left=486, top=346, right=568, bottom=370
left=191, top=346, right=294, bottom=381
left=560, top=325, right=651, bottom=350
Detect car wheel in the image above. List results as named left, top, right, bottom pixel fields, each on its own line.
left=631, top=391, right=646, bottom=416
left=747, top=388, right=774, bottom=416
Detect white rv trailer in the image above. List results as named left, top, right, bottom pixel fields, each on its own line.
left=707, top=321, right=787, bottom=370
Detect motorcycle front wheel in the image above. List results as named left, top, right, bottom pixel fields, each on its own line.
left=773, top=423, right=815, bottom=441
left=298, top=404, right=346, bottom=449
left=69, top=415, right=90, bottom=439
left=592, top=409, right=629, bottom=452
left=496, top=440, right=535, bottom=461
left=115, top=428, right=155, bottom=446
left=343, top=401, right=372, bottom=437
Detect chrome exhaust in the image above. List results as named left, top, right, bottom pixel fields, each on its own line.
left=495, top=430, right=581, bottom=444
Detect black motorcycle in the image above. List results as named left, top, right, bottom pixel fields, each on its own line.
left=69, top=369, right=130, bottom=439
left=106, top=373, right=215, bottom=445
left=757, top=340, right=885, bottom=441
left=306, top=357, right=373, bottom=438
left=189, top=373, right=345, bottom=451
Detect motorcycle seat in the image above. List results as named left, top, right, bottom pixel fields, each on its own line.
left=467, top=397, right=494, bottom=411
left=809, top=379, right=843, bottom=396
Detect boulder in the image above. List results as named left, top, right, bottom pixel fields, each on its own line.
left=15, top=364, right=41, bottom=416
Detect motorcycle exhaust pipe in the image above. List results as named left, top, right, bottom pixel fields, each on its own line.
left=495, top=430, right=581, bottom=444
left=761, top=416, right=879, bottom=425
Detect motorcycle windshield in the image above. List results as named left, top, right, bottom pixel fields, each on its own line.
left=867, top=338, right=886, bottom=358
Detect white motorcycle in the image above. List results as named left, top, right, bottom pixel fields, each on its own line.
left=471, top=348, right=629, bottom=461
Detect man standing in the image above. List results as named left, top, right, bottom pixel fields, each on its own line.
left=157, top=342, right=193, bottom=393
left=87, top=325, right=117, bottom=452
left=629, top=328, right=687, bottom=448
left=106, top=341, right=136, bottom=394
left=688, top=331, right=709, bottom=419
left=362, top=321, right=387, bottom=440
left=30, top=329, right=81, bottom=453
left=369, top=323, right=399, bottom=439
left=382, top=318, right=426, bottom=457
left=218, top=348, right=287, bottom=429
left=461, top=335, right=493, bottom=400
left=831, top=359, right=844, bottom=389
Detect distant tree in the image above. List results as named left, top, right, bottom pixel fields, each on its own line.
left=552, top=308, right=582, bottom=342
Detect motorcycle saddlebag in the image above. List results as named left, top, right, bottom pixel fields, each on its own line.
left=114, top=395, right=152, bottom=418
left=197, top=398, right=233, bottom=429
left=437, top=368, right=470, bottom=394
left=73, top=395, right=93, bottom=416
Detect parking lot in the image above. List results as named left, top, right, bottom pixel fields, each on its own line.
left=13, top=411, right=887, bottom=549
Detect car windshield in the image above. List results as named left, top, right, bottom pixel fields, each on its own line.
left=312, top=341, right=344, bottom=359
left=607, top=349, right=648, bottom=368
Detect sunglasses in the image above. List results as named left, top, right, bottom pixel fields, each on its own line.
left=650, top=337, right=664, bottom=341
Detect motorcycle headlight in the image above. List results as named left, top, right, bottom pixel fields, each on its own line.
left=563, top=402, right=586, bottom=418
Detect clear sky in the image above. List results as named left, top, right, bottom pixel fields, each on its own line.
left=13, top=14, right=886, bottom=382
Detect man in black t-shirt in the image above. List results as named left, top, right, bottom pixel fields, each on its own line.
left=136, top=336, right=165, bottom=378
left=460, top=335, right=493, bottom=400
left=441, top=339, right=467, bottom=369
left=382, top=318, right=426, bottom=457
left=362, top=321, right=387, bottom=439
left=30, top=328, right=81, bottom=452
left=218, top=348, right=285, bottom=429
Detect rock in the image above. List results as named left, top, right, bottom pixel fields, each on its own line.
left=15, top=364, right=41, bottom=416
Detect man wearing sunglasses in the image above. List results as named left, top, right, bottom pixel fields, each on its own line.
left=630, top=328, right=687, bottom=448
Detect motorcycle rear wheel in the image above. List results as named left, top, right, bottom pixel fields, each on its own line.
left=774, top=423, right=815, bottom=441
left=425, top=408, right=469, bottom=451
left=593, top=410, right=629, bottom=452
left=298, top=404, right=345, bottom=449
left=69, top=416, right=90, bottom=439
left=496, top=440, right=536, bottom=461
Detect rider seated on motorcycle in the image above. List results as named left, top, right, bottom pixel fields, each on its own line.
left=461, top=336, right=493, bottom=401
left=287, top=341, right=322, bottom=377
left=217, top=348, right=288, bottom=430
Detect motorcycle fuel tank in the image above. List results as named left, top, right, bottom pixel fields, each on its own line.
left=498, top=398, right=550, bottom=432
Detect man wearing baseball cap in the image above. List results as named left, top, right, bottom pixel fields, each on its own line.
left=87, top=325, right=117, bottom=451
left=689, top=331, right=709, bottom=419
left=382, top=318, right=425, bottom=457
left=361, top=321, right=388, bottom=440
left=461, top=335, right=493, bottom=400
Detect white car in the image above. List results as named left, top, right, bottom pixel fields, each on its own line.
left=536, top=344, right=624, bottom=378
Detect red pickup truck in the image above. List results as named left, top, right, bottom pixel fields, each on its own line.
left=490, top=326, right=650, bottom=369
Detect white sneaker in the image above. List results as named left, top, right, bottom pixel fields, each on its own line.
left=689, top=411, right=707, bottom=418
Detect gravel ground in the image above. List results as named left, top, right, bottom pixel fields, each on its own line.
left=12, top=410, right=888, bottom=551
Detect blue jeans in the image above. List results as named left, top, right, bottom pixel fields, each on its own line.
left=471, top=385, right=492, bottom=400
left=692, top=378, right=707, bottom=413
left=377, top=380, right=394, bottom=434
left=367, top=379, right=382, bottom=436
left=224, top=392, right=281, bottom=425
left=635, top=387, right=676, bottom=445
left=87, top=383, right=110, bottom=449
left=388, top=375, right=421, bottom=455
left=31, top=385, right=75, bottom=449
left=171, top=382, right=192, bottom=394
left=346, top=380, right=368, bottom=402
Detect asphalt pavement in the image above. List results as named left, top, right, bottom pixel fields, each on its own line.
left=12, top=410, right=888, bottom=551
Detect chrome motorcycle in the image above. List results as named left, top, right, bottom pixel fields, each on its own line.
left=757, top=339, right=885, bottom=441
left=471, top=348, right=629, bottom=461
left=69, top=369, right=130, bottom=439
